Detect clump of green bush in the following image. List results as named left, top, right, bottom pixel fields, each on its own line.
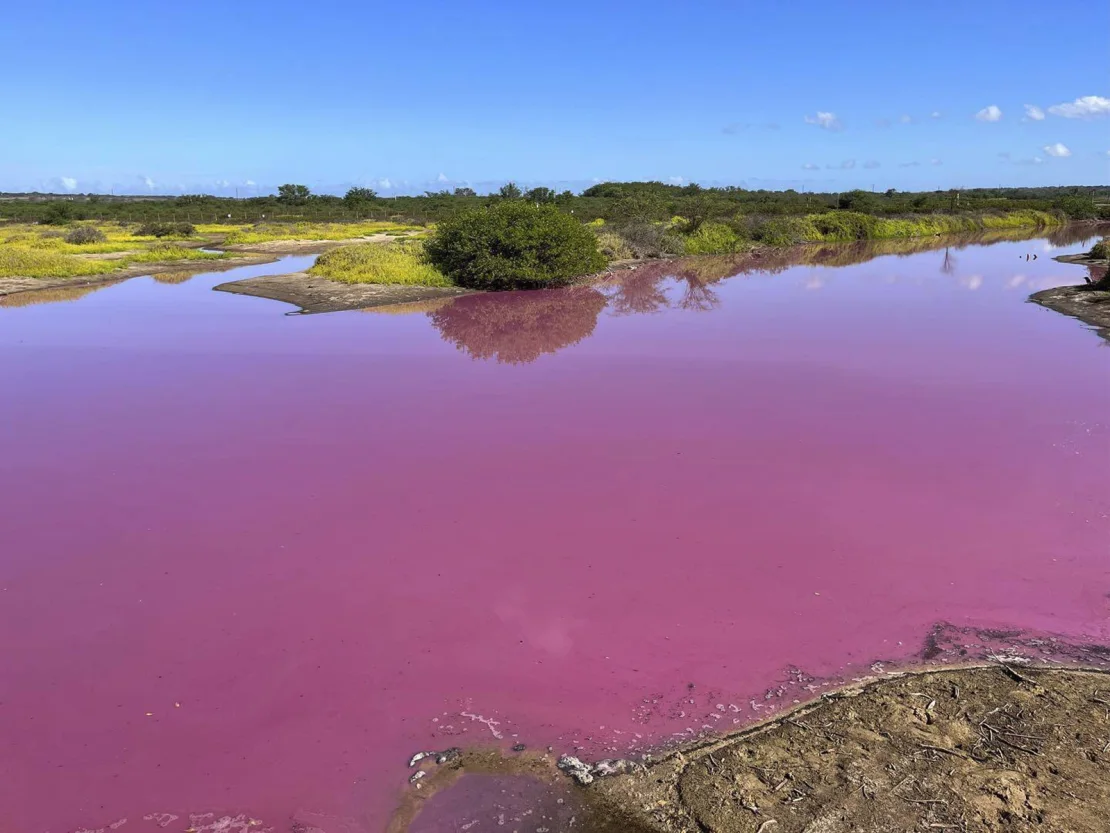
left=601, top=223, right=685, bottom=259
left=135, top=221, right=195, bottom=238
left=595, top=230, right=634, bottom=261
left=682, top=222, right=746, bottom=255
left=64, top=226, right=107, bottom=245
left=1089, top=238, right=1109, bottom=260
left=424, top=202, right=606, bottom=289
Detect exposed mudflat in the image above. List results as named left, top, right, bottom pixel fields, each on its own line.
left=1029, top=285, right=1110, bottom=341
left=395, top=666, right=1110, bottom=833
left=213, top=270, right=474, bottom=313
left=1035, top=254, right=1110, bottom=340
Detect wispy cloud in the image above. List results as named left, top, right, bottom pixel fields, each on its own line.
left=930, top=111, right=942, bottom=119
left=930, top=158, right=943, bottom=166
left=804, top=111, right=842, bottom=131
left=898, top=161, right=921, bottom=168
left=975, top=105, right=1003, bottom=122
left=863, top=160, right=881, bottom=169
left=874, top=117, right=892, bottom=128
left=60, top=177, right=77, bottom=191
left=1047, top=95, right=1110, bottom=119
left=801, top=163, right=820, bottom=171
left=1042, top=142, right=1071, bottom=157
left=899, top=114, right=914, bottom=124
left=436, top=172, right=449, bottom=182
left=1015, top=156, right=1044, bottom=166
left=1023, top=104, right=1045, bottom=121
left=668, top=176, right=686, bottom=185
left=825, top=159, right=856, bottom=170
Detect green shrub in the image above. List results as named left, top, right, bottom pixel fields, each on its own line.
left=682, top=222, right=746, bottom=255
left=1089, top=238, right=1109, bottom=260
left=595, top=230, right=634, bottom=261
left=40, top=202, right=74, bottom=225
left=309, top=241, right=451, bottom=286
left=608, top=222, right=685, bottom=258
left=424, top=202, right=607, bottom=290
left=64, top=226, right=107, bottom=245
left=135, top=221, right=195, bottom=238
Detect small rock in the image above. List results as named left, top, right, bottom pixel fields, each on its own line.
left=512, top=743, right=527, bottom=752
left=408, top=751, right=435, bottom=767
left=557, top=755, right=594, bottom=786
left=409, top=770, right=426, bottom=785
left=592, top=759, right=641, bottom=777
left=436, top=747, right=461, bottom=765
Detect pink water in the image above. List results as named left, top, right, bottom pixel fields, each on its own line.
left=1, top=235, right=1108, bottom=833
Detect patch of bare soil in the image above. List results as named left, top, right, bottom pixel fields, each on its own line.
left=0, top=253, right=279, bottom=299
left=393, top=666, right=1110, bottom=833
left=213, top=271, right=475, bottom=314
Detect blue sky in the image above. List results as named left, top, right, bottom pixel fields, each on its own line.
left=3, top=0, right=1107, bottom=195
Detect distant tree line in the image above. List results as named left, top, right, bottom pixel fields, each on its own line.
left=2, top=182, right=1107, bottom=227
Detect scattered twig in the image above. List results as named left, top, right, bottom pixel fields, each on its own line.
left=918, top=744, right=968, bottom=759
left=756, top=821, right=778, bottom=833
left=997, top=664, right=1035, bottom=685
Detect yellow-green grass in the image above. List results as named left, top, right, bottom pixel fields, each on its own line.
left=309, top=241, right=452, bottom=287
left=219, top=221, right=422, bottom=245
left=0, top=243, right=224, bottom=279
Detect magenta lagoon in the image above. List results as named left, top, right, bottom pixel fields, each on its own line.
left=1, top=233, right=1107, bottom=833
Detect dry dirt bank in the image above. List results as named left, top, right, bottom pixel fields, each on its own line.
left=213, top=271, right=474, bottom=314
left=392, top=665, right=1110, bottom=833
left=1035, top=253, right=1110, bottom=341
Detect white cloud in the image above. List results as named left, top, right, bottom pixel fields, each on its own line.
left=804, top=111, right=842, bottom=130
left=436, top=172, right=449, bottom=183
left=801, top=163, right=820, bottom=171
left=244, top=179, right=256, bottom=186
left=215, top=179, right=230, bottom=187
left=900, top=114, right=914, bottom=124
left=60, top=177, right=77, bottom=191
left=962, top=275, right=983, bottom=291
left=377, top=178, right=393, bottom=190
left=863, top=160, right=881, bottom=169
left=930, top=158, right=943, bottom=166
left=975, top=105, right=1003, bottom=122
left=1043, top=142, right=1071, bottom=157
left=898, top=161, right=921, bottom=168
left=1047, top=95, right=1110, bottom=119
left=140, top=175, right=156, bottom=189
left=1023, top=104, right=1045, bottom=121
left=668, top=176, right=686, bottom=185
left=1015, top=156, right=1044, bottom=165
left=930, top=111, right=942, bottom=119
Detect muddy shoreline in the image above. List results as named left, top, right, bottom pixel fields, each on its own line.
left=0, top=252, right=282, bottom=298
left=1035, top=251, right=1110, bottom=341
left=213, top=270, right=474, bottom=314
left=392, top=664, right=1110, bottom=833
